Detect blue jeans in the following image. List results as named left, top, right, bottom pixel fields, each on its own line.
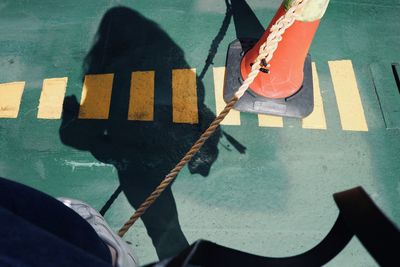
left=0, top=177, right=113, bottom=267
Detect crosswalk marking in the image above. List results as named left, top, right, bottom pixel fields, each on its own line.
left=258, top=114, right=283, bottom=127
left=78, top=74, right=114, bottom=119
left=128, top=71, right=154, bottom=121
left=37, top=77, right=68, bottom=119
left=328, top=60, right=368, bottom=131
left=172, top=68, right=199, bottom=124
left=213, top=67, right=241, bottom=125
left=0, top=81, right=25, bottom=118
left=302, top=63, right=327, bottom=130
left=0, top=60, right=372, bottom=132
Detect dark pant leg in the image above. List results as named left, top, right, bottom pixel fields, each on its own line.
left=120, top=171, right=189, bottom=260
left=0, top=207, right=112, bottom=267
left=0, top=177, right=112, bottom=264
left=140, top=187, right=189, bottom=260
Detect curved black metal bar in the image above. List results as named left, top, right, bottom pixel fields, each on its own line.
left=334, top=187, right=400, bottom=266
left=173, top=213, right=353, bottom=267
left=146, top=186, right=399, bottom=267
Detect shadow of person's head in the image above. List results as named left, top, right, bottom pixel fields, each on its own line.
left=85, top=6, right=187, bottom=76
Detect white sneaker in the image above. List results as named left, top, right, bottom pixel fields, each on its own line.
left=58, top=197, right=139, bottom=267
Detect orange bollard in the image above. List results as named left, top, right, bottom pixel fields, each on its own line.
left=240, top=4, right=320, bottom=99
left=224, top=0, right=329, bottom=118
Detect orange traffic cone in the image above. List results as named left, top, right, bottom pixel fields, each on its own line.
left=224, top=0, right=329, bottom=118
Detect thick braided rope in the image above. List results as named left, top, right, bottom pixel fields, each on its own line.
left=118, top=96, right=238, bottom=237
left=118, top=0, right=308, bottom=237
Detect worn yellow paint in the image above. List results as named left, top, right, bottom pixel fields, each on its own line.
left=302, top=63, right=327, bottom=129
left=0, top=82, right=25, bottom=118
left=172, top=68, right=198, bottom=124
left=78, top=74, right=114, bottom=119
left=213, top=67, right=241, bottom=125
left=328, top=60, right=368, bottom=131
left=128, top=71, right=154, bottom=121
left=258, top=114, right=283, bottom=127
left=37, top=77, right=68, bottom=119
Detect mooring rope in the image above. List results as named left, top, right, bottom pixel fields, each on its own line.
left=118, top=0, right=308, bottom=237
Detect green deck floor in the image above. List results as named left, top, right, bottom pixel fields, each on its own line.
left=0, top=0, right=399, bottom=266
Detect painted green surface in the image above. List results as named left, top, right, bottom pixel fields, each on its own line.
left=0, top=0, right=399, bottom=266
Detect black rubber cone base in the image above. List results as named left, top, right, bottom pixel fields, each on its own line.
left=224, top=39, right=314, bottom=118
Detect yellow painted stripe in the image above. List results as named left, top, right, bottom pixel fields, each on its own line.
left=258, top=114, right=283, bottom=127
left=78, top=74, right=114, bottom=119
left=37, top=77, right=68, bottom=119
left=328, top=60, right=368, bottom=131
left=0, top=81, right=25, bottom=118
left=213, top=67, right=241, bottom=125
left=172, top=68, right=198, bottom=124
left=302, top=63, right=327, bottom=129
left=128, top=71, right=154, bottom=121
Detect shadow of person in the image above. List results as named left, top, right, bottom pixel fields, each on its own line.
left=59, top=6, right=222, bottom=259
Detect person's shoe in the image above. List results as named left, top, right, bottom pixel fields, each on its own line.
left=58, top=197, right=139, bottom=267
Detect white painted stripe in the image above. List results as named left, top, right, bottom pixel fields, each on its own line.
left=258, top=114, right=283, bottom=127
left=213, top=67, right=241, bottom=125
left=172, top=68, right=199, bottom=124
left=128, top=71, right=154, bottom=121
left=302, top=63, right=327, bottom=129
left=0, top=82, right=25, bottom=118
left=37, top=77, right=68, bottom=119
left=329, top=60, right=368, bottom=131
left=78, top=74, right=114, bottom=119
